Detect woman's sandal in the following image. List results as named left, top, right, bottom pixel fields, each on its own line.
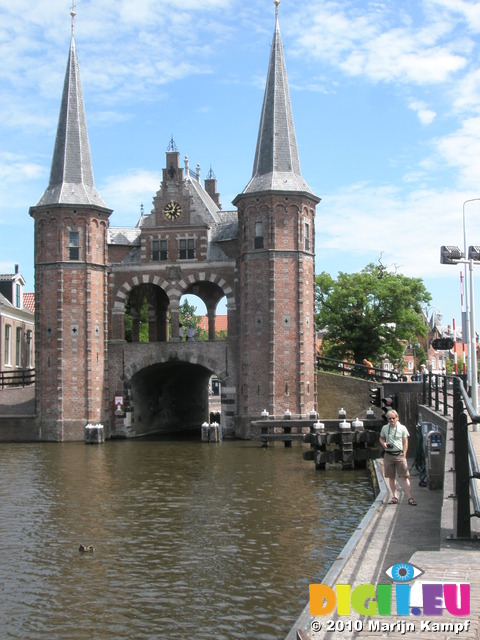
left=388, top=497, right=398, bottom=504
left=408, top=498, right=417, bottom=506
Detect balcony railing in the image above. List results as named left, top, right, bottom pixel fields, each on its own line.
left=0, top=369, right=35, bottom=389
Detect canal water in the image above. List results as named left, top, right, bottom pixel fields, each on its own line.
left=0, top=439, right=374, bottom=639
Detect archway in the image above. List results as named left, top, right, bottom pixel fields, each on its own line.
left=180, top=281, right=228, bottom=340
left=125, top=284, right=170, bottom=343
left=130, top=361, right=213, bottom=436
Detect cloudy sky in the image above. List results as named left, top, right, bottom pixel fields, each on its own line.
left=2, top=0, right=480, bottom=329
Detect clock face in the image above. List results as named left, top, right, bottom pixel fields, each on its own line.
left=164, top=201, right=182, bottom=220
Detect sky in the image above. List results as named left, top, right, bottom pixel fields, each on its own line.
left=2, top=0, right=480, bottom=331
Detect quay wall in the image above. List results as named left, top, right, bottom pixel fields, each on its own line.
left=0, top=385, right=37, bottom=441
left=317, top=371, right=423, bottom=433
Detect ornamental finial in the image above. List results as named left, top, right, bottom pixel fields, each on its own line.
left=274, top=0, right=280, bottom=16
left=70, top=1, right=76, bottom=36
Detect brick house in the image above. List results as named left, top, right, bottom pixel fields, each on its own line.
left=0, top=267, right=34, bottom=380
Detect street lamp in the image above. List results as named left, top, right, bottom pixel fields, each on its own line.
left=424, top=305, right=442, bottom=328
left=407, top=342, right=421, bottom=378
left=463, top=200, right=480, bottom=391
left=440, top=245, right=479, bottom=414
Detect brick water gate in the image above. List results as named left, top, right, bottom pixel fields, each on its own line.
left=29, top=5, right=320, bottom=440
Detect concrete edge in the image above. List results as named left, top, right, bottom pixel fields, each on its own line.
left=285, top=460, right=388, bottom=640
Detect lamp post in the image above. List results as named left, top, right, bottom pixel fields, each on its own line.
left=440, top=245, right=479, bottom=416
left=407, top=342, right=421, bottom=379
left=462, top=198, right=480, bottom=387
left=424, top=305, right=442, bottom=327
left=423, top=306, right=442, bottom=373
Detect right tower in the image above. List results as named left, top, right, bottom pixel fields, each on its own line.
left=233, top=1, right=321, bottom=432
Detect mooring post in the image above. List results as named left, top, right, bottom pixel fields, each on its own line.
left=84, top=423, right=105, bottom=444
left=339, top=419, right=353, bottom=469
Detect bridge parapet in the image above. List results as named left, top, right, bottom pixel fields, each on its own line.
left=108, top=339, right=238, bottom=438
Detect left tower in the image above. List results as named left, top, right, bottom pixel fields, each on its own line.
left=29, top=11, right=112, bottom=440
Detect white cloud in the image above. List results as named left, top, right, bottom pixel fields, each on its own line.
left=316, top=182, right=465, bottom=282
left=434, top=116, right=480, bottom=189
left=100, top=169, right=161, bottom=225
left=292, top=1, right=467, bottom=85
left=408, top=100, right=436, bottom=124
left=428, top=0, right=480, bottom=31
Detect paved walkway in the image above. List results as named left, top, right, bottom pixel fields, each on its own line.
left=288, top=421, right=480, bottom=640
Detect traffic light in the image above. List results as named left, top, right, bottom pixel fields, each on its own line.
left=431, top=337, right=454, bottom=350
left=382, top=395, right=397, bottom=422
left=369, top=387, right=382, bottom=407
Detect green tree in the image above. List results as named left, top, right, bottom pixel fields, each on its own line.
left=124, top=295, right=149, bottom=342
left=315, top=262, right=431, bottom=365
left=178, top=299, right=206, bottom=340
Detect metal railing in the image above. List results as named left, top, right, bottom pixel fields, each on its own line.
left=423, top=373, right=480, bottom=538
left=316, top=356, right=399, bottom=382
left=0, top=369, right=35, bottom=389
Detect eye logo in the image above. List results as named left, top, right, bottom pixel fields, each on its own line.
left=386, top=563, right=424, bottom=582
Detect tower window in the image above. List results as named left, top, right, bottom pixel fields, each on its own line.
left=254, top=221, right=264, bottom=249
left=305, top=222, right=310, bottom=251
left=179, top=238, right=195, bottom=260
left=152, top=239, right=168, bottom=261
left=68, top=231, right=80, bottom=260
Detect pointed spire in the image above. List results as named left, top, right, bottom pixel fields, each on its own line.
left=241, top=1, right=315, bottom=196
left=37, top=11, right=107, bottom=208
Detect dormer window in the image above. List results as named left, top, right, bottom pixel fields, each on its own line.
left=15, top=283, right=21, bottom=308
left=68, top=231, right=80, bottom=260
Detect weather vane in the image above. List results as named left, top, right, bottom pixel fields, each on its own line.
left=70, top=1, right=76, bottom=35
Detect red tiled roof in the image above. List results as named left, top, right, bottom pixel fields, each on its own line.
left=198, top=315, right=228, bottom=332
left=23, top=292, right=35, bottom=313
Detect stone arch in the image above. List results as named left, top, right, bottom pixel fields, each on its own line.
left=125, top=349, right=226, bottom=383
left=112, top=275, right=176, bottom=342
left=177, top=271, right=234, bottom=339
left=118, top=343, right=231, bottom=437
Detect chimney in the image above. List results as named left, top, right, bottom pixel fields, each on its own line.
left=204, top=169, right=222, bottom=209
left=14, top=264, right=19, bottom=274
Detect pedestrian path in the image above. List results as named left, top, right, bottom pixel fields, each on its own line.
left=288, top=421, right=480, bottom=640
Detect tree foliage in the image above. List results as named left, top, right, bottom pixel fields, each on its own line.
left=315, top=262, right=431, bottom=365
left=179, top=299, right=206, bottom=340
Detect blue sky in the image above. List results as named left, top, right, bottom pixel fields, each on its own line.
left=2, top=0, right=480, bottom=331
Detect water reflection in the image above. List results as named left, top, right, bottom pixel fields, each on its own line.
left=0, top=440, right=374, bottom=639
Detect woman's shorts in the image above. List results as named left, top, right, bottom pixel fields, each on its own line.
left=383, top=452, right=409, bottom=478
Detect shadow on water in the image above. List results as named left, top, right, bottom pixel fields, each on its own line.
left=0, top=439, right=374, bottom=640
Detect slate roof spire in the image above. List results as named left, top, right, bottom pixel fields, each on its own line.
left=241, top=1, right=315, bottom=196
left=36, top=6, right=107, bottom=208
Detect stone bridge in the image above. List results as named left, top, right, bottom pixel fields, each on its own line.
left=108, top=338, right=238, bottom=439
